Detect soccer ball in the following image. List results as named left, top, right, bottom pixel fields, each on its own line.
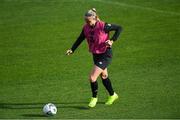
left=43, top=103, right=57, bottom=116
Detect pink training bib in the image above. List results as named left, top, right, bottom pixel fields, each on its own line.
left=83, top=21, right=109, bottom=54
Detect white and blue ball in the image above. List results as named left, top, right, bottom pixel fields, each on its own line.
left=43, top=103, right=57, bottom=116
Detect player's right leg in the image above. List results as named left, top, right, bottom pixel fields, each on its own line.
left=88, top=65, right=103, bottom=108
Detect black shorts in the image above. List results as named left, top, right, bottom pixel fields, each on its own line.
left=93, top=48, right=113, bottom=70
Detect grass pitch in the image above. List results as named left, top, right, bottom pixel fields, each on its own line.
left=0, top=0, right=180, bottom=119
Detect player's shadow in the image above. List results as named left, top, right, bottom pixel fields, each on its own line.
left=0, top=101, right=104, bottom=110
left=0, top=102, right=104, bottom=118
left=21, top=114, right=45, bottom=117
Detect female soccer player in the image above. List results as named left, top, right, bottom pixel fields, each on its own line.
left=66, top=8, right=122, bottom=108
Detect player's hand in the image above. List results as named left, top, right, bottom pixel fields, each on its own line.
left=105, top=40, right=114, bottom=47
left=66, top=49, right=73, bottom=55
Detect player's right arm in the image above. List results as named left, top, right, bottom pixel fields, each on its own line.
left=66, top=29, right=85, bottom=55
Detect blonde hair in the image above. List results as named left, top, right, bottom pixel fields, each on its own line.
left=91, top=8, right=100, bottom=21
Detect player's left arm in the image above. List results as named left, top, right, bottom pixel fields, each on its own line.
left=104, top=23, right=123, bottom=47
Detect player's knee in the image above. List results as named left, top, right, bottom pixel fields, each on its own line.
left=101, top=73, right=108, bottom=79
left=89, top=75, right=97, bottom=82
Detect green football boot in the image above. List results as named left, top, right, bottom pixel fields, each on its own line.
left=88, top=97, right=98, bottom=108
left=105, top=92, right=119, bottom=105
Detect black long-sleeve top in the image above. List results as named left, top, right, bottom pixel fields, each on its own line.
left=71, top=23, right=122, bottom=52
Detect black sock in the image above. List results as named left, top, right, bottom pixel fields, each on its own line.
left=102, top=77, right=114, bottom=96
left=90, top=81, right=98, bottom=98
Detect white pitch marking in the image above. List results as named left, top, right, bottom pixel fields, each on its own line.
left=92, top=0, right=180, bottom=16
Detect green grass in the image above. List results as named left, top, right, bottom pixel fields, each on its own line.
left=0, top=0, right=180, bottom=119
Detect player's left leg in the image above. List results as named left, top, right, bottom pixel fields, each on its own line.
left=101, top=68, right=118, bottom=105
